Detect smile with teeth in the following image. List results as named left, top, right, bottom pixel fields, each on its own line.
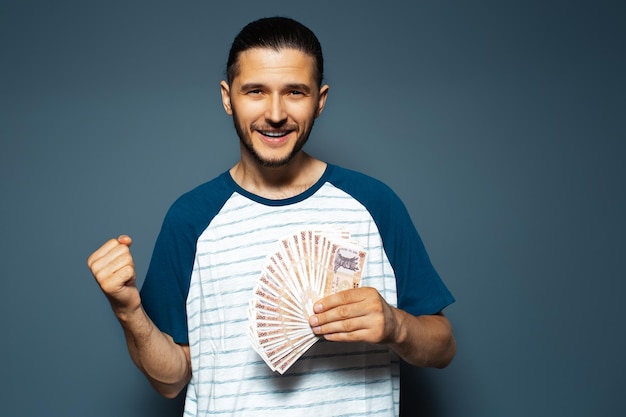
left=260, top=130, right=290, bottom=138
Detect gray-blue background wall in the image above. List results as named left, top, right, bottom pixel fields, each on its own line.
left=2, top=1, right=624, bottom=416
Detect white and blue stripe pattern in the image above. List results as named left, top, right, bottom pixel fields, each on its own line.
left=184, top=183, right=400, bottom=417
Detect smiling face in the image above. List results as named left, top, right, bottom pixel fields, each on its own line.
left=221, top=48, right=328, bottom=168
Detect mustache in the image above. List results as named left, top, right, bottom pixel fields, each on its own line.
left=251, top=122, right=298, bottom=132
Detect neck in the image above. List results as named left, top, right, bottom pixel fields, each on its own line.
left=230, top=151, right=327, bottom=200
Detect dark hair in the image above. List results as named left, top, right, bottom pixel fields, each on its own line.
left=226, top=17, right=324, bottom=87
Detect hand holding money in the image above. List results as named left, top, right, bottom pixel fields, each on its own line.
left=248, top=227, right=367, bottom=374
left=309, top=287, right=399, bottom=345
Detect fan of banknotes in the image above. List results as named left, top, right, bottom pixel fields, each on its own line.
left=248, top=228, right=367, bottom=374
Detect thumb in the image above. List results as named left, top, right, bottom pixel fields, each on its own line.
left=117, top=235, right=132, bottom=247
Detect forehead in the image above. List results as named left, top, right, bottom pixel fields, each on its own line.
left=233, top=48, right=317, bottom=85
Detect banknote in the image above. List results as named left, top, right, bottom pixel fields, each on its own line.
left=248, top=227, right=367, bottom=374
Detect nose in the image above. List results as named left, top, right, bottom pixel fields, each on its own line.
left=265, top=94, right=287, bottom=124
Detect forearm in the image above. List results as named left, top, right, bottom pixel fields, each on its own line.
left=87, top=237, right=191, bottom=397
left=117, top=306, right=191, bottom=398
left=387, top=309, right=456, bottom=368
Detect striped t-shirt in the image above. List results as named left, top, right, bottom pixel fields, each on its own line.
left=141, top=164, right=454, bottom=417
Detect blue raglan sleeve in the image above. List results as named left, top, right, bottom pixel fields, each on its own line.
left=139, top=174, right=233, bottom=344
left=378, top=190, right=455, bottom=316
left=330, top=166, right=454, bottom=316
left=139, top=195, right=200, bottom=344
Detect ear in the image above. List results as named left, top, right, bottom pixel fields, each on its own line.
left=315, top=84, right=329, bottom=118
left=220, top=80, right=233, bottom=115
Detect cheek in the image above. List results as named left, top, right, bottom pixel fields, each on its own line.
left=231, top=99, right=265, bottom=118
left=289, top=104, right=319, bottom=123
left=232, top=108, right=259, bottom=128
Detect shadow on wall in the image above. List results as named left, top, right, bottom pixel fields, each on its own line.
left=400, top=361, right=441, bottom=416
left=136, top=390, right=185, bottom=417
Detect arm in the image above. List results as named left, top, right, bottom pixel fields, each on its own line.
left=309, top=287, right=456, bottom=368
left=87, top=236, right=191, bottom=398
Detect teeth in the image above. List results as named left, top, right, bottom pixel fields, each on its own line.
left=262, top=131, right=288, bottom=138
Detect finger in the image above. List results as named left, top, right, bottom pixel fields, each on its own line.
left=92, top=250, right=136, bottom=296
left=99, top=246, right=134, bottom=276
left=87, top=238, right=125, bottom=269
left=313, top=287, right=382, bottom=314
left=89, top=242, right=134, bottom=281
left=322, top=328, right=375, bottom=343
left=88, top=235, right=133, bottom=270
left=310, top=299, right=377, bottom=332
left=98, top=264, right=136, bottom=292
left=117, top=235, right=132, bottom=247
left=313, top=288, right=370, bottom=313
left=313, top=315, right=386, bottom=343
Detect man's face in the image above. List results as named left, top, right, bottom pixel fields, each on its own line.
left=221, top=48, right=328, bottom=168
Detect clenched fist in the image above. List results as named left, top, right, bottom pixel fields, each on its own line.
left=87, top=235, right=141, bottom=315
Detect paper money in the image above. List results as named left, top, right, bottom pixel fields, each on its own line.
left=248, top=227, right=367, bottom=374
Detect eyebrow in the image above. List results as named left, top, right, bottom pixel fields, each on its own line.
left=284, top=83, right=313, bottom=93
left=239, top=83, right=313, bottom=94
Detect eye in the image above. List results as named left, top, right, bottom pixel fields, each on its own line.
left=247, top=89, right=262, bottom=95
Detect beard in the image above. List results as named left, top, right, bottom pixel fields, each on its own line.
left=231, top=107, right=315, bottom=168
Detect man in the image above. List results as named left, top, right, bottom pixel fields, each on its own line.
left=88, top=17, right=455, bottom=417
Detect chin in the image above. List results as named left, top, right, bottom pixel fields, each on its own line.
left=255, top=153, right=297, bottom=168
left=242, top=139, right=305, bottom=169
